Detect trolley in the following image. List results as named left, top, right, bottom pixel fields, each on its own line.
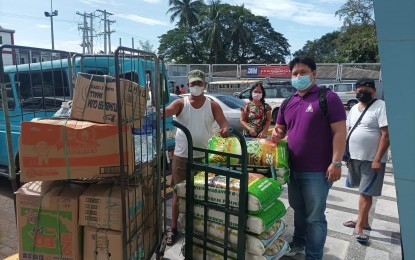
left=173, top=121, right=249, bottom=260
left=0, top=44, right=170, bottom=259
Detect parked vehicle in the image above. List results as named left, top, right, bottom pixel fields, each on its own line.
left=181, top=93, right=246, bottom=133
left=319, top=82, right=358, bottom=109
left=237, top=81, right=296, bottom=122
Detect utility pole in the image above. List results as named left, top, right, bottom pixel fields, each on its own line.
left=107, top=20, right=115, bottom=53
left=76, top=12, right=98, bottom=54
left=96, top=9, right=115, bottom=54
left=44, top=0, right=58, bottom=50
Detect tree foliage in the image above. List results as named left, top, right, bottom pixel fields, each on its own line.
left=160, top=1, right=290, bottom=64
left=294, top=0, right=378, bottom=63
left=335, top=0, right=375, bottom=26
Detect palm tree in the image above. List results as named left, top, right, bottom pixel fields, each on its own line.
left=167, top=0, right=204, bottom=28
left=229, top=4, right=252, bottom=63
left=199, top=0, right=225, bottom=63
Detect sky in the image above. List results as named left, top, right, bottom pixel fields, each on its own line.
left=0, top=0, right=345, bottom=58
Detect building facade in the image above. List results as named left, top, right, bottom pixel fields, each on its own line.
left=0, top=26, right=15, bottom=66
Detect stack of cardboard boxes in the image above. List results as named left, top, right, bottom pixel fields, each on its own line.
left=15, top=73, right=158, bottom=260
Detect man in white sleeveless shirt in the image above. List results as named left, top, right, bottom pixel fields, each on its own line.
left=163, top=69, right=229, bottom=245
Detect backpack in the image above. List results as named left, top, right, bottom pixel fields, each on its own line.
left=280, top=86, right=329, bottom=120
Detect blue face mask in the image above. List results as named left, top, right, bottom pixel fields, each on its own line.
left=291, top=74, right=312, bottom=90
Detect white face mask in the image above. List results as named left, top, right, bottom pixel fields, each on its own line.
left=252, top=93, right=262, bottom=101
left=189, top=85, right=204, bottom=96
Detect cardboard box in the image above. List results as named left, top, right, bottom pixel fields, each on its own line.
left=79, top=183, right=143, bottom=233
left=71, top=73, right=149, bottom=125
left=143, top=224, right=157, bottom=259
left=83, top=226, right=143, bottom=260
left=16, top=181, right=86, bottom=260
left=19, top=118, right=134, bottom=182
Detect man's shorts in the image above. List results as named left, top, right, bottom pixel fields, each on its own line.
left=171, top=155, right=202, bottom=187
left=346, top=159, right=386, bottom=196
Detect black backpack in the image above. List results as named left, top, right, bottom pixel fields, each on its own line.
left=280, top=86, right=329, bottom=120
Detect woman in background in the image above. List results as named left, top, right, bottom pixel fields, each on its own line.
left=240, top=82, right=272, bottom=138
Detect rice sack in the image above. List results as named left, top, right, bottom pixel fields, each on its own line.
left=177, top=198, right=286, bottom=235
left=175, top=172, right=283, bottom=214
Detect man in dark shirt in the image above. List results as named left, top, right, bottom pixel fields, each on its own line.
left=272, top=57, right=347, bottom=259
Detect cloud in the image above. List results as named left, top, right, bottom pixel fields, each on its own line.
left=78, top=0, right=123, bottom=8
left=229, top=0, right=342, bottom=28
left=118, top=14, right=168, bottom=26
left=317, top=0, right=345, bottom=4
left=142, top=0, right=161, bottom=3
left=36, top=24, right=50, bottom=29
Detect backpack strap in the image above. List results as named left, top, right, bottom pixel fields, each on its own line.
left=280, top=86, right=329, bottom=121
left=318, top=86, right=329, bottom=118
left=279, top=94, right=293, bottom=122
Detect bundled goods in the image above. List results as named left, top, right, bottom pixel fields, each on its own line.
left=71, top=72, right=149, bottom=125
left=16, top=181, right=87, bottom=260
left=192, top=218, right=289, bottom=257
left=205, top=136, right=290, bottom=184
left=78, top=183, right=143, bottom=233
left=19, top=118, right=134, bottom=182
left=207, top=135, right=241, bottom=164
left=246, top=139, right=289, bottom=169
left=175, top=172, right=283, bottom=214
left=193, top=237, right=289, bottom=260
left=83, top=226, right=144, bottom=260
left=178, top=198, right=286, bottom=235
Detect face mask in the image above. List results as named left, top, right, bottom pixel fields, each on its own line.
left=356, top=91, right=373, bottom=103
left=291, top=74, right=312, bottom=90
left=252, top=93, right=262, bottom=101
left=189, top=85, right=204, bottom=96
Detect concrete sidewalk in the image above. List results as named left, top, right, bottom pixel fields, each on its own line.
left=163, top=163, right=402, bottom=260
left=0, top=163, right=401, bottom=259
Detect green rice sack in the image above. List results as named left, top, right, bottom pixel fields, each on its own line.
left=275, top=139, right=289, bottom=169
left=207, top=135, right=226, bottom=163
left=247, top=139, right=262, bottom=165
left=224, top=137, right=242, bottom=164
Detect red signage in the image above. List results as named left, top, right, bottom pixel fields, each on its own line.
left=258, top=66, right=291, bottom=77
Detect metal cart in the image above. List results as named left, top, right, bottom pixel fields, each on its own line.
left=0, top=44, right=169, bottom=259
left=173, top=121, right=250, bottom=260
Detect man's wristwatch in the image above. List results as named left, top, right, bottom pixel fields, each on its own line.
left=332, top=161, right=342, bottom=168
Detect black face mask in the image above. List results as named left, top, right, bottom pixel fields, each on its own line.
left=356, top=91, right=373, bottom=103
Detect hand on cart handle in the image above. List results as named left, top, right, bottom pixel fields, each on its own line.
left=218, top=127, right=229, bottom=138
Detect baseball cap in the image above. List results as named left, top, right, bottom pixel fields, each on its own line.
left=355, top=78, right=375, bottom=89
left=188, top=70, right=206, bottom=83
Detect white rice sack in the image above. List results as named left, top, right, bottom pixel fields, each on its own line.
left=193, top=238, right=289, bottom=260
left=193, top=218, right=286, bottom=256
left=178, top=198, right=286, bottom=235
left=193, top=239, right=265, bottom=260
left=175, top=172, right=283, bottom=214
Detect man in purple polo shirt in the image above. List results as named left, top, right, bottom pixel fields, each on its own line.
left=271, top=57, right=346, bottom=259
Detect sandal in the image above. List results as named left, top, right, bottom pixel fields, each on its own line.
left=343, top=220, right=371, bottom=231
left=353, top=231, right=369, bottom=243
left=166, top=228, right=178, bottom=246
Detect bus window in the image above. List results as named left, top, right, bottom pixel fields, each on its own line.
left=0, top=74, right=15, bottom=110
left=15, top=68, right=70, bottom=99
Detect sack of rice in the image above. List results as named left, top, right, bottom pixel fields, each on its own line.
left=177, top=198, right=286, bottom=235
left=193, top=218, right=287, bottom=256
